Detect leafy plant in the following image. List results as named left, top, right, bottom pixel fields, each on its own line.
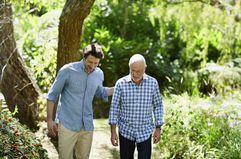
left=157, top=93, right=241, bottom=158
left=14, top=7, right=60, bottom=93
left=198, top=59, right=241, bottom=95
left=0, top=110, right=49, bottom=159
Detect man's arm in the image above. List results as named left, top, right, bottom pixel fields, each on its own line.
left=105, top=87, right=114, bottom=96
left=46, top=66, right=68, bottom=137
left=95, top=86, right=114, bottom=101
left=152, top=80, right=164, bottom=144
left=47, top=100, right=58, bottom=137
left=110, top=124, right=118, bottom=146
left=108, top=82, right=121, bottom=146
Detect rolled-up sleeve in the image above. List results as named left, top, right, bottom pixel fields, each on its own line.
left=47, top=66, right=69, bottom=102
left=153, top=81, right=164, bottom=126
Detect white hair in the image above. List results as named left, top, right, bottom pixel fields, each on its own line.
left=129, top=54, right=146, bottom=66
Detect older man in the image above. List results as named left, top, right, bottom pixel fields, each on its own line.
left=109, top=54, right=164, bottom=159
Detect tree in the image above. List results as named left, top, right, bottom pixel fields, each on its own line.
left=43, top=0, right=95, bottom=124
left=57, top=0, right=95, bottom=71
left=0, top=0, right=96, bottom=129
left=0, top=1, right=41, bottom=129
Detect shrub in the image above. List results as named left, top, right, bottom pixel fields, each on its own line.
left=157, top=93, right=241, bottom=159
left=0, top=110, right=49, bottom=159
left=198, top=59, right=241, bottom=95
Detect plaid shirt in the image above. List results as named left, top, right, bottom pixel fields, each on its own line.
left=109, top=74, right=164, bottom=143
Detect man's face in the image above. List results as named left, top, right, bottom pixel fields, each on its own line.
left=129, top=61, right=146, bottom=84
left=84, top=55, right=100, bottom=73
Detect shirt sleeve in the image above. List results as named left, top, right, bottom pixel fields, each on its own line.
left=108, top=82, right=121, bottom=125
left=94, top=71, right=108, bottom=102
left=47, top=66, right=69, bottom=102
left=95, top=85, right=108, bottom=102
left=153, top=80, right=164, bottom=127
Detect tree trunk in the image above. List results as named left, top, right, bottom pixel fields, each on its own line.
left=57, top=0, right=95, bottom=71
left=0, top=1, right=41, bottom=129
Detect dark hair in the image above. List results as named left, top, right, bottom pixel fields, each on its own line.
left=83, top=43, right=104, bottom=59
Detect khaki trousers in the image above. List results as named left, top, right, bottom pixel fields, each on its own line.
left=58, top=124, right=93, bottom=159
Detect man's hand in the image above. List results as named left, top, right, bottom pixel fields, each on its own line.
left=111, top=131, right=118, bottom=146
left=153, top=128, right=161, bottom=144
left=110, top=125, right=118, bottom=146
left=47, top=119, right=58, bottom=137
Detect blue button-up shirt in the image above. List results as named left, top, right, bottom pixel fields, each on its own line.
left=47, top=60, right=108, bottom=131
left=109, top=74, right=164, bottom=143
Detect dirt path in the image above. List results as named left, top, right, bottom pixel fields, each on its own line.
left=37, top=119, right=160, bottom=159
left=35, top=119, right=118, bottom=159
left=90, top=119, right=119, bottom=159
left=91, top=119, right=160, bottom=159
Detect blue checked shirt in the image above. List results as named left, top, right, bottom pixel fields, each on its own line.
left=47, top=60, right=108, bottom=131
left=109, top=74, right=164, bottom=143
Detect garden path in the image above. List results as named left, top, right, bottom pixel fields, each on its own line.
left=37, top=119, right=160, bottom=159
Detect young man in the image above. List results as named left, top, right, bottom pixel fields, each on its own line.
left=47, top=43, right=114, bottom=159
left=109, top=54, right=164, bottom=159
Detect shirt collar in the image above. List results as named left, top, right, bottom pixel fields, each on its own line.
left=126, top=73, right=148, bottom=82
left=80, top=59, right=85, bottom=70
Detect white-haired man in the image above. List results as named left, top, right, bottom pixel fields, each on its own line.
left=109, top=54, right=164, bottom=159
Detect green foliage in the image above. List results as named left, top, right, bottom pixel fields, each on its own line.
left=198, top=59, right=241, bottom=95
left=37, top=96, right=48, bottom=121
left=158, top=93, right=241, bottom=158
left=0, top=110, right=48, bottom=159
left=83, top=0, right=175, bottom=90
left=14, top=7, right=61, bottom=93
left=10, top=0, right=241, bottom=121
left=12, top=0, right=241, bottom=96
left=12, top=0, right=64, bottom=16
left=148, top=1, right=241, bottom=95
left=83, top=0, right=241, bottom=96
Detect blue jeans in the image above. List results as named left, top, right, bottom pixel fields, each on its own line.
left=119, top=133, right=152, bottom=159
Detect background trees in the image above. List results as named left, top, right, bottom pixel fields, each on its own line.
left=10, top=0, right=240, bottom=97
left=82, top=0, right=241, bottom=96
left=3, top=0, right=239, bottom=118
left=1, top=0, right=240, bottom=119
